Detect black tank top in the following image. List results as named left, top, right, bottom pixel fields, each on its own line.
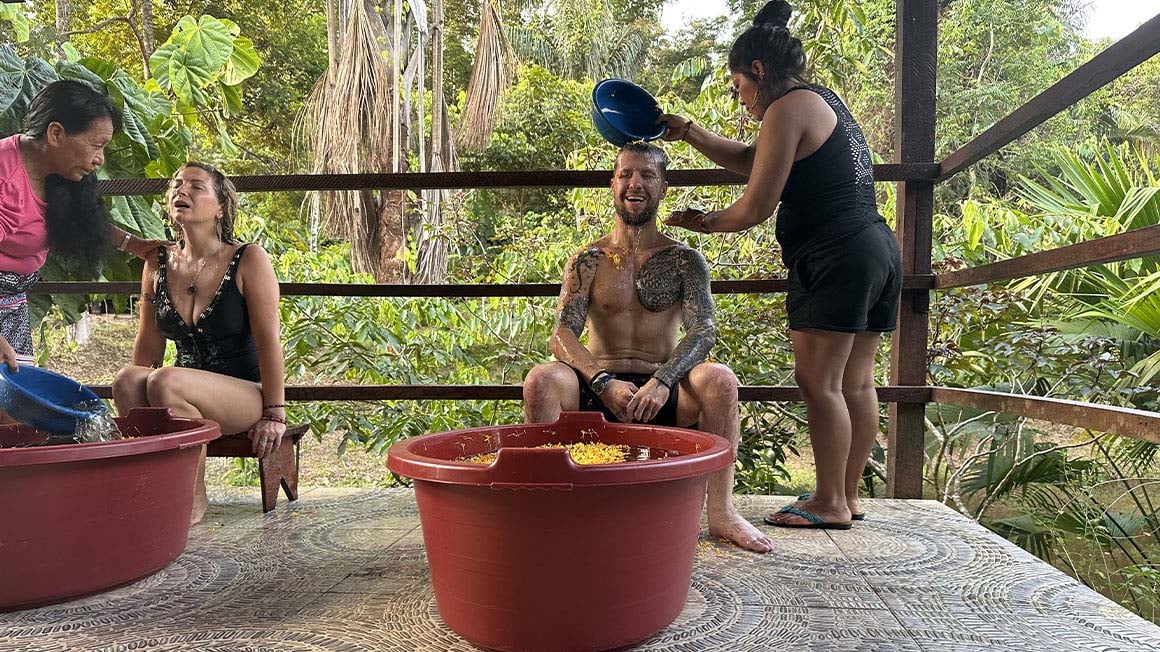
left=775, top=84, right=884, bottom=266
left=154, top=243, right=261, bottom=382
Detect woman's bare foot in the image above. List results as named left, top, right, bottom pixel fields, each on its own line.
left=708, top=509, right=773, bottom=553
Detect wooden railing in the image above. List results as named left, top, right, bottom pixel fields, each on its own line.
left=36, top=6, right=1160, bottom=497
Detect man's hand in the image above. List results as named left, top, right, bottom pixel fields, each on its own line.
left=599, top=380, right=638, bottom=422
left=625, top=379, right=670, bottom=423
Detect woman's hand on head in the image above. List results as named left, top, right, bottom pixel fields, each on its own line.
left=249, top=417, right=286, bottom=458
left=657, top=114, right=692, bottom=142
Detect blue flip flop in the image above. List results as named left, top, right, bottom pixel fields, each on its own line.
left=797, top=493, right=866, bottom=521
left=764, top=504, right=853, bottom=530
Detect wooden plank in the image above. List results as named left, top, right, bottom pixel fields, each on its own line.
left=888, top=0, right=938, bottom=500
left=939, top=14, right=1160, bottom=181
left=86, top=384, right=931, bottom=403
left=936, top=225, right=1160, bottom=289
left=94, top=164, right=938, bottom=196
left=30, top=275, right=936, bottom=297
left=931, top=387, right=1160, bottom=444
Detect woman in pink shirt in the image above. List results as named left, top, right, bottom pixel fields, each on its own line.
left=0, top=80, right=158, bottom=369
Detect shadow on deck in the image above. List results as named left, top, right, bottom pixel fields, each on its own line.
left=2, top=488, right=1157, bottom=651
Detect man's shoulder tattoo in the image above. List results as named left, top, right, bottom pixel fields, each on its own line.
left=565, top=247, right=603, bottom=293
left=636, top=245, right=708, bottom=313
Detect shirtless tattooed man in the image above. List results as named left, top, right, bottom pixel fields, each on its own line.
left=522, top=141, right=774, bottom=553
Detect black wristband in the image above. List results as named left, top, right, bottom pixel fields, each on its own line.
left=653, top=374, right=673, bottom=389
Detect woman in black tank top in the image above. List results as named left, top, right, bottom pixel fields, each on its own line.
left=112, top=163, right=286, bottom=526
left=659, top=1, right=902, bottom=531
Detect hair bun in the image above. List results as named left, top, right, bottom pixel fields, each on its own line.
left=752, top=0, right=791, bottom=29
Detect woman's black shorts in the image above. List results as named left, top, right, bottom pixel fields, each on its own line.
left=786, top=221, right=903, bottom=333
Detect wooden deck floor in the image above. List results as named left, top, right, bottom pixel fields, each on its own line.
left=2, top=488, right=1157, bottom=651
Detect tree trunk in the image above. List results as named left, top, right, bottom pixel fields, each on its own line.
left=140, top=0, right=154, bottom=59
left=55, top=0, right=71, bottom=32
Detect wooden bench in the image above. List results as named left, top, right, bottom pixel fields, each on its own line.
left=206, top=424, right=310, bottom=513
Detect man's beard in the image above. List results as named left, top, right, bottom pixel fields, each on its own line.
left=616, top=204, right=657, bottom=227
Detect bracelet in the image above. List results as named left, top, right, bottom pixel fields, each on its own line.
left=117, top=232, right=132, bottom=252
left=590, top=370, right=612, bottom=385
left=679, top=120, right=694, bottom=141
left=261, top=414, right=287, bottom=424
left=263, top=403, right=286, bottom=410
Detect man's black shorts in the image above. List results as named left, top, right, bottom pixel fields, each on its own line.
left=786, top=221, right=903, bottom=332
left=571, top=367, right=681, bottom=426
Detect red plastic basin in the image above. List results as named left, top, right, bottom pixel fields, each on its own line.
left=0, top=407, right=220, bottom=612
left=387, top=411, right=733, bottom=652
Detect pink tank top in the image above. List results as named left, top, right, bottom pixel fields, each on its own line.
left=0, top=135, right=48, bottom=275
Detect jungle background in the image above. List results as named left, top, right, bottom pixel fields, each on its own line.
left=1, top=0, right=1158, bottom=623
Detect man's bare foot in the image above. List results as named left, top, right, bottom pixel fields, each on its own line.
left=764, top=496, right=850, bottom=528
left=190, top=489, right=208, bottom=526
left=708, top=510, right=773, bottom=553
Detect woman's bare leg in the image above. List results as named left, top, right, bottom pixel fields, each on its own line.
left=767, top=328, right=855, bottom=526
left=841, top=332, right=884, bottom=517
left=144, top=367, right=263, bottom=525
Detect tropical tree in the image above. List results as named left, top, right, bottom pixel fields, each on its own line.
left=298, top=0, right=460, bottom=282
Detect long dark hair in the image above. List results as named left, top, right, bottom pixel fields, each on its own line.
left=23, top=80, right=122, bottom=278
left=727, top=1, right=807, bottom=96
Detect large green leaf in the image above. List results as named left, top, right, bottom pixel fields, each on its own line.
left=0, top=52, right=57, bottom=122
left=0, top=5, right=30, bottom=43
left=168, top=15, right=234, bottom=74
left=221, top=36, right=260, bottom=86
left=152, top=42, right=215, bottom=106
left=0, top=45, right=25, bottom=114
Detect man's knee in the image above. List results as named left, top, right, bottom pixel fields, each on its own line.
left=523, top=363, right=573, bottom=405
left=691, top=362, right=738, bottom=401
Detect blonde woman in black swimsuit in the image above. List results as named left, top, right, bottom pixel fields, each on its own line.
left=113, top=163, right=286, bottom=525
left=661, top=0, right=902, bottom=529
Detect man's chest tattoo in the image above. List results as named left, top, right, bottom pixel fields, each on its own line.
left=636, top=247, right=685, bottom=312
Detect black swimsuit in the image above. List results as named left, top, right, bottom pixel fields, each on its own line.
left=154, top=243, right=261, bottom=382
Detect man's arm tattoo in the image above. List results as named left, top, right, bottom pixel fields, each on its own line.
left=554, top=248, right=602, bottom=337
left=650, top=247, right=716, bottom=388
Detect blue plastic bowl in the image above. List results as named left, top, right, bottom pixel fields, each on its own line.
left=0, top=366, right=105, bottom=436
left=591, top=79, right=666, bottom=147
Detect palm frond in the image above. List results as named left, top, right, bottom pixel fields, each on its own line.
left=457, top=0, right=513, bottom=151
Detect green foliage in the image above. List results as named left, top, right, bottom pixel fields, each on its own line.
left=149, top=14, right=262, bottom=157
left=461, top=66, right=600, bottom=230
left=508, top=0, right=655, bottom=82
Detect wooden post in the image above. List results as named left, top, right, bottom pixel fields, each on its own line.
left=887, top=0, right=937, bottom=498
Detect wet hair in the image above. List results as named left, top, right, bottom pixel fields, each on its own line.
left=24, top=80, right=123, bottom=279
left=166, top=162, right=240, bottom=244
left=615, top=142, right=669, bottom=177
left=727, top=1, right=807, bottom=92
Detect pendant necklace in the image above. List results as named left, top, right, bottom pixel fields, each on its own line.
left=185, top=247, right=221, bottom=296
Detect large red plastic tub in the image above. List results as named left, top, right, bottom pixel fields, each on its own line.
left=0, top=407, right=220, bottom=612
left=387, top=411, right=733, bottom=652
